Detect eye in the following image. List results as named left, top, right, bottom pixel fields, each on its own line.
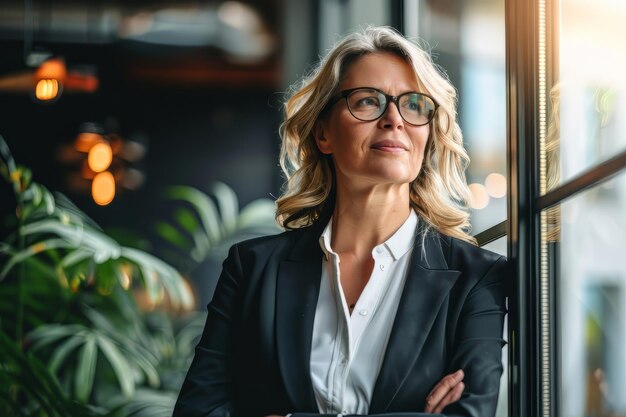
left=401, top=94, right=431, bottom=114
left=348, top=89, right=384, bottom=110
left=407, top=101, right=421, bottom=111
left=353, top=95, right=380, bottom=108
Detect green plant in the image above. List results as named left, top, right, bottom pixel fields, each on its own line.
left=0, top=135, right=193, bottom=415
left=155, top=183, right=280, bottom=276
left=0, top=330, right=106, bottom=417
left=0, top=134, right=281, bottom=416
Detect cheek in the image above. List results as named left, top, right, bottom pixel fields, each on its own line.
left=411, top=131, right=430, bottom=177
left=324, top=115, right=359, bottom=153
left=413, top=131, right=430, bottom=159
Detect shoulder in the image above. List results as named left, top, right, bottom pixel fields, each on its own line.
left=228, top=225, right=315, bottom=264
left=234, top=229, right=291, bottom=251
left=234, top=227, right=306, bottom=252
left=437, top=232, right=508, bottom=280
left=219, top=226, right=321, bottom=289
left=446, top=234, right=504, bottom=264
left=429, top=233, right=510, bottom=302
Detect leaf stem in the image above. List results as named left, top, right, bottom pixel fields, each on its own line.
left=16, top=175, right=25, bottom=350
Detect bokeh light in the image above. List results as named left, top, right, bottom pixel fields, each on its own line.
left=92, top=171, right=116, bottom=206
left=485, top=173, right=507, bottom=198
left=469, top=183, right=490, bottom=210
left=35, top=79, right=59, bottom=100
left=88, top=142, right=113, bottom=173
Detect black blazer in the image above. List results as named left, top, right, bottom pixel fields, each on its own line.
left=174, top=220, right=508, bottom=417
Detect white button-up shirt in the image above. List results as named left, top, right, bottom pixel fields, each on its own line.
left=310, top=211, right=419, bottom=415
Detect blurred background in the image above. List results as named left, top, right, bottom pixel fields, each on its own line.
left=0, top=1, right=512, bottom=416
left=0, top=0, right=507, bottom=248
left=0, top=0, right=511, bottom=416
left=3, top=0, right=626, bottom=416
left=0, top=0, right=285, bottom=239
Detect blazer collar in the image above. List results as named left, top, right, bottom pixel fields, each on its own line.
left=275, top=221, right=460, bottom=413
left=275, top=221, right=325, bottom=411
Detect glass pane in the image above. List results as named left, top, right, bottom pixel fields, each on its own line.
left=545, top=169, right=626, bottom=416
left=414, top=0, right=507, bottom=233
left=481, top=235, right=507, bottom=257
left=318, top=0, right=392, bottom=53
left=547, top=0, right=626, bottom=192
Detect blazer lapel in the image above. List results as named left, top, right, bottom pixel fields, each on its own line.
left=370, top=230, right=461, bottom=413
left=275, top=224, right=324, bottom=411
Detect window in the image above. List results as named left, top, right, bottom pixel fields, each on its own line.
left=508, top=0, right=626, bottom=415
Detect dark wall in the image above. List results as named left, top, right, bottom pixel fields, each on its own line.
left=0, top=47, right=283, bottom=245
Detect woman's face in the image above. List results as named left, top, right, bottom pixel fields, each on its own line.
left=316, top=52, right=430, bottom=193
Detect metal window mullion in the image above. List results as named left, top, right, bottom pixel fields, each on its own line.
left=537, top=149, right=626, bottom=210
left=474, top=220, right=507, bottom=247
left=506, top=0, right=543, bottom=417
left=390, top=0, right=404, bottom=34
left=537, top=1, right=553, bottom=416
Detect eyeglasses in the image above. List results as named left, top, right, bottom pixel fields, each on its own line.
left=327, top=87, right=438, bottom=126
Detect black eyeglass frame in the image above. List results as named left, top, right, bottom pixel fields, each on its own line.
left=325, top=87, right=439, bottom=127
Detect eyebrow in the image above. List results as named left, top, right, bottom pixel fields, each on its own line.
left=341, top=86, right=423, bottom=95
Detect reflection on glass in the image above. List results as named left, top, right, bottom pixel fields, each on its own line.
left=415, top=0, right=506, bottom=233
left=549, top=0, right=626, bottom=189
left=545, top=169, right=626, bottom=417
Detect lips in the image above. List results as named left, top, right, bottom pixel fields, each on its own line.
left=370, top=140, right=408, bottom=152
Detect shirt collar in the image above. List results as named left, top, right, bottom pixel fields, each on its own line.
left=318, top=210, right=419, bottom=261
left=382, top=209, right=418, bottom=261
left=319, top=220, right=334, bottom=261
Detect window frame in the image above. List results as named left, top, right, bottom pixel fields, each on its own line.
left=506, top=0, right=626, bottom=416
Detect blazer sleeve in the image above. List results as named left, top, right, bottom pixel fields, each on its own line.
left=173, top=244, right=244, bottom=417
left=441, top=255, right=508, bottom=417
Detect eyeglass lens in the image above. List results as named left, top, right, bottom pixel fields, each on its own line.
left=346, top=88, right=436, bottom=126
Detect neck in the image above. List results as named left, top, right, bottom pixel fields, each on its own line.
left=330, top=182, right=411, bottom=258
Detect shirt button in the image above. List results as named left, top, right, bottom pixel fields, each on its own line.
left=376, top=247, right=383, bottom=254
left=379, top=264, right=385, bottom=271
left=359, top=309, right=368, bottom=316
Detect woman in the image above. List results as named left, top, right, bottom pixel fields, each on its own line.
left=174, top=26, right=507, bottom=417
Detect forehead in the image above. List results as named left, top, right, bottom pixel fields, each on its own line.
left=340, top=52, right=421, bottom=92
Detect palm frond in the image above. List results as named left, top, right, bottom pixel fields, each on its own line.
left=166, top=186, right=222, bottom=245
left=121, top=247, right=193, bottom=310
left=158, top=183, right=280, bottom=275
left=208, top=181, right=239, bottom=234
left=0, top=329, right=103, bottom=417
left=75, top=333, right=97, bottom=402
left=0, top=238, right=76, bottom=280
left=111, top=388, right=178, bottom=417
left=28, top=322, right=162, bottom=403
left=95, top=334, right=135, bottom=398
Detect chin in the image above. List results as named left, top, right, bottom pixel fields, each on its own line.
left=376, top=167, right=420, bottom=183
left=369, top=172, right=415, bottom=186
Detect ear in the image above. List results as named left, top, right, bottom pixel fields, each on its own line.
left=314, top=120, right=333, bottom=155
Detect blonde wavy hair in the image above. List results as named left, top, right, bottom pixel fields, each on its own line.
left=276, top=26, right=475, bottom=244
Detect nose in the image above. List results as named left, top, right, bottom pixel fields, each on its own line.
left=378, top=99, right=404, bottom=129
